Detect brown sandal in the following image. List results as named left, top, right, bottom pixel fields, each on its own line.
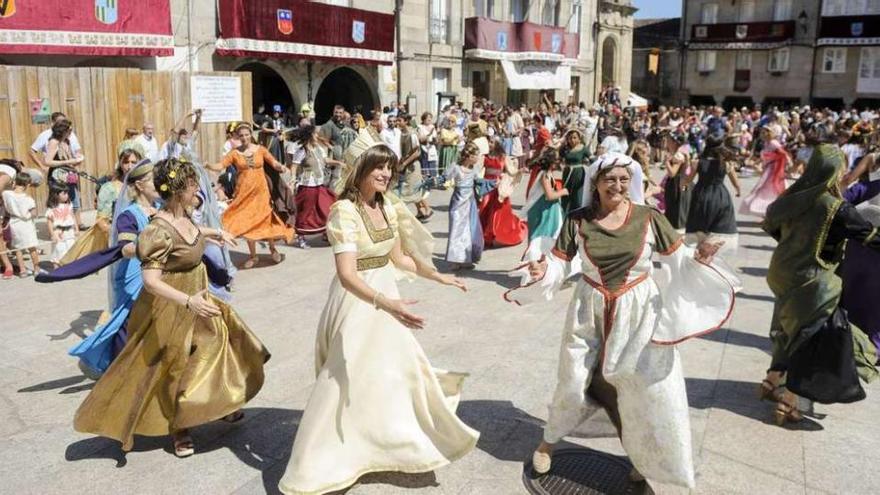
left=774, top=399, right=803, bottom=426
left=758, top=379, right=782, bottom=402
left=242, top=257, right=258, bottom=269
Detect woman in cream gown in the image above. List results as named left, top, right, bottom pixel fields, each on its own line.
left=280, top=144, right=479, bottom=495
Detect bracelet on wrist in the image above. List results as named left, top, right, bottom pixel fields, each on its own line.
left=372, top=291, right=383, bottom=310
left=185, top=295, right=191, bottom=310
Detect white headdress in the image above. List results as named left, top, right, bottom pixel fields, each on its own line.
left=581, top=152, right=645, bottom=208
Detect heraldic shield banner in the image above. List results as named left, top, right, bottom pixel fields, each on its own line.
left=0, top=0, right=173, bottom=56
left=216, top=0, right=394, bottom=65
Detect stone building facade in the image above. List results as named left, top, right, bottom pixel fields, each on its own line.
left=0, top=0, right=637, bottom=121
left=681, top=0, right=880, bottom=109
left=631, top=18, right=682, bottom=106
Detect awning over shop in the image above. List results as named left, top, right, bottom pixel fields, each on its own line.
left=216, top=0, right=394, bottom=66
left=500, top=60, right=571, bottom=90
left=0, top=1, right=173, bottom=57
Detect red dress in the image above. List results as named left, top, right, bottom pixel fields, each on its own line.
left=478, top=155, right=527, bottom=247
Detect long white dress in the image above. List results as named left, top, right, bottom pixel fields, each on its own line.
left=280, top=198, right=479, bottom=495
left=505, top=204, right=739, bottom=488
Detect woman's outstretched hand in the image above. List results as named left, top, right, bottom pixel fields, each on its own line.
left=434, top=272, right=468, bottom=292
left=695, top=241, right=724, bottom=264
left=528, top=260, right=548, bottom=281
left=380, top=297, right=425, bottom=330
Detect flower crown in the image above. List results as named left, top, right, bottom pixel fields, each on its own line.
left=158, top=159, right=191, bottom=192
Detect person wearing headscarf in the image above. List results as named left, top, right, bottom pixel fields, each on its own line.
left=59, top=142, right=146, bottom=264
left=685, top=129, right=741, bottom=255
left=38, top=160, right=159, bottom=375
left=759, top=144, right=880, bottom=425
left=506, top=152, right=739, bottom=488
left=74, top=159, right=270, bottom=458
left=279, top=138, right=478, bottom=495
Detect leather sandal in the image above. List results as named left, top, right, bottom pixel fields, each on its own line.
left=173, top=433, right=194, bottom=458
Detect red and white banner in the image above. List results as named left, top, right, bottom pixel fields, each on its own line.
left=0, top=1, right=173, bottom=57
left=216, top=0, right=395, bottom=66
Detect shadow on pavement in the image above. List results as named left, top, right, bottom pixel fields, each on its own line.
left=458, top=400, right=615, bottom=464
left=686, top=378, right=824, bottom=431
left=698, top=328, right=771, bottom=354
left=48, top=310, right=103, bottom=342
left=737, top=292, right=775, bottom=303
left=736, top=220, right=763, bottom=229
left=739, top=266, right=769, bottom=278
left=18, top=374, right=87, bottom=393
left=741, top=244, right=775, bottom=252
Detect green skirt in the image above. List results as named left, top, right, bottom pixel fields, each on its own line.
left=439, top=145, right=459, bottom=175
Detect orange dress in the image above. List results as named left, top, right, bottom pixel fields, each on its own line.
left=221, top=146, right=295, bottom=242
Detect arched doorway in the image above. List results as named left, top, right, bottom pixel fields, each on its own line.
left=314, top=67, right=376, bottom=124
left=601, top=37, right=617, bottom=87
left=237, top=62, right=295, bottom=119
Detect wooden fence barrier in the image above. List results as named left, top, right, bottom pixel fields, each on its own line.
left=0, top=66, right=252, bottom=214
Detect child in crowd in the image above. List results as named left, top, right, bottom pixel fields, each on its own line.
left=443, top=141, right=484, bottom=270
left=45, top=185, right=78, bottom=268
left=1, top=173, right=41, bottom=277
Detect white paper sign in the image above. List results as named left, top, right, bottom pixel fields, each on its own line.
left=190, top=76, right=243, bottom=123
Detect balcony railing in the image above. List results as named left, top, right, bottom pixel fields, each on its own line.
left=463, top=16, right=579, bottom=61
left=691, top=20, right=795, bottom=44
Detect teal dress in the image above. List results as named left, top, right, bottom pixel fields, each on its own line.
left=527, top=172, right=563, bottom=241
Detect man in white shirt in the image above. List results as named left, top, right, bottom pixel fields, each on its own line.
left=380, top=114, right=402, bottom=158
left=29, top=112, right=81, bottom=170
left=134, top=123, right=160, bottom=163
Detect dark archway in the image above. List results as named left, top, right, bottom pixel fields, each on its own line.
left=314, top=67, right=376, bottom=125
left=601, top=37, right=617, bottom=87
left=237, top=62, right=295, bottom=120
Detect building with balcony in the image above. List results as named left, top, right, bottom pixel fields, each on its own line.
left=408, top=0, right=636, bottom=113
left=812, top=0, right=880, bottom=108
left=682, top=0, right=880, bottom=110
left=0, top=0, right=636, bottom=122
left=682, top=0, right=819, bottom=109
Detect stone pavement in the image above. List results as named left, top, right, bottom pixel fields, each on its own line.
left=1, top=174, right=878, bottom=495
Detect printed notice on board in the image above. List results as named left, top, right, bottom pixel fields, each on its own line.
left=190, top=76, right=242, bottom=123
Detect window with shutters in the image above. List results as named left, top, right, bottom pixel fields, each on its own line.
left=698, top=51, right=717, bottom=72
left=739, top=0, right=755, bottom=22
left=768, top=48, right=790, bottom=72
left=774, top=0, right=793, bottom=20
left=736, top=51, right=752, bottom=70
left=701, top=3, right=718, bottom=24
left=823, top=47, right=847, bottom=73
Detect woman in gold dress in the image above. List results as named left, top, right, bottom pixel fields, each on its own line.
left=279, top=144, right=479, bottom=495
left=74, top=159, right=271, bottom=457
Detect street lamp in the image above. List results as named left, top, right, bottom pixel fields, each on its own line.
left=798, top=10, right=809, bottom=34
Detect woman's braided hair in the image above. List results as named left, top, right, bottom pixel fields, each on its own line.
left=153, top=158, right=197, bottom=201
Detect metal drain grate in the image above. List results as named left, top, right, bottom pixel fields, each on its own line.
left=522, top=448, right=652, bottom=495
